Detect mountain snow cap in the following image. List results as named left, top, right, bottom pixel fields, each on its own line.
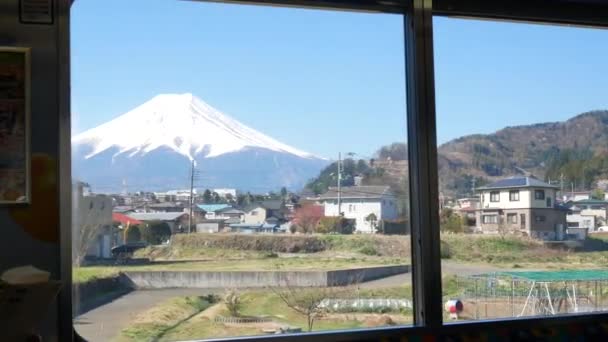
left=72, top=93, right=319, bottom=161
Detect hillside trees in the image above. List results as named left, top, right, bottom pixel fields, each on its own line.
left=377, top=142, right=407, bottom=161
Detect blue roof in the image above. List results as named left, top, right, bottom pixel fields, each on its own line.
left=196, top=204, right=232, bottom=212
left=477, top=177, right=558, bottom=190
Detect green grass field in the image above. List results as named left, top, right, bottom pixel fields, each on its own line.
left=75, top=233, right=608, bottom=284
left=141, top=289, right=413, bottom=341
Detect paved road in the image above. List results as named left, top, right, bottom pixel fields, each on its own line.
left=75, top=262, right=521, bottom=341
left=75, top=288, right=220, bottom=342
left=358, top=261, right=509, bottom=289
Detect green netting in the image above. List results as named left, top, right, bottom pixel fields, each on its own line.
left=496, top=270, right=608, bottom=282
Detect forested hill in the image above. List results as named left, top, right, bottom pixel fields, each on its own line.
left=306, top=110, right=608, bottom=198
left=438, top=110, right=608, bottom=196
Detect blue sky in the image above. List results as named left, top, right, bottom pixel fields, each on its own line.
left=72, top=0, right=608, bottom=159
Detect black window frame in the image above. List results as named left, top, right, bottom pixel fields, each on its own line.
left=59, top=0, right=608, bottom=341
left=535, top=189, right=545, bottom=200
left=509, top=190, right=520, bottom=201
left=490, top=191, right=500, bottom=202
left=507, top=213, right=517, bottom=224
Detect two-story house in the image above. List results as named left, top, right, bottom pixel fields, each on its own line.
left=242, top=200, right=287, bottom=224
left=73, top=183, right=117, bottom=260
left=317, top=185, right=398, bottom=233
left=476, top=177, right=567, bottom=240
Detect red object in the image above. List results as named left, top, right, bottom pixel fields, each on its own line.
left=112, top=212, right=142, bottom=225
left=292, top=204, right=324, bottom=225
left=445, top=299, right=464, bottom=313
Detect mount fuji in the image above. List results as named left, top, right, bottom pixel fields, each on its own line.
left=72, top=93, right=328, bottom=192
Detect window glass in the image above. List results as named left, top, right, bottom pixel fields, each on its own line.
left=72, top=0, right=411, bottom=340
left=535, top=190, right=545, bottom=200
left=436, top=16, right=608, bottom=322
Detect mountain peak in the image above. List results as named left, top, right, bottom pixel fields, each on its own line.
left=72, top=93, right=318, bottom=161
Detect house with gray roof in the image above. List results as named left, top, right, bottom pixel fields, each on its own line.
left=476, top=176, right=567, bottom=240
left=242, top=200, right=287, bottom=225
left=316, top=185, right=398, bottom=233
left=128, top=212, right=190, bottom=234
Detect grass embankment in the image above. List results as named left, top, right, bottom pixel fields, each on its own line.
left=441, top=233, right=608, bottom=269
left=118, top=295, right=216, bottom=342
left=135, top=233, right=411, bottom=259
left=73, top=266, right=121, bottom=283
left=75, top=233, right=608, bottom=284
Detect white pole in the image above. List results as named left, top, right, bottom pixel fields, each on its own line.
left=338, top=152, right=342, bottom=217
left=520, top=281, right=536, bottom=317
left=544, top=283, right=555, bottom=315
left=189, top=160, right=194, bottom=234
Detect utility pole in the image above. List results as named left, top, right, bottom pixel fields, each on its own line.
left=471, top=177, right=476, bottom=196
left=337, top=152, right=342, bottom=216
left=189, top=160, right=195, bottom=234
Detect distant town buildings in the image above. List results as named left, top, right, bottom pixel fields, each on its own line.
left=212, top=188, right=238, bottom=198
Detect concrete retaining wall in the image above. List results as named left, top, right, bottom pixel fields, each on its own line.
left=327, top=265, right=409, bottom=286
left=121, top=265, right=410, bottom=289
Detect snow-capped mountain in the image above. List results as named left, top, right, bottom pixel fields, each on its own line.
left=72, top=93, right=328, bottom=192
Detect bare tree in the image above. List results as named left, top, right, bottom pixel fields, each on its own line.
left=224, top=289, right=243, bottom=317
left=270, top=277, right=359, bottom=332
left=73, top=183, right=113, bottom=265
left=496, top=216, right=510, bottom=239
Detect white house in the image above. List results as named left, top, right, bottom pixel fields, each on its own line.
left=567, top=199, right=608, bottom=230
left=164, top=189, right=196, bottom=202
left=212, top=188, right=238, bottom=198
left=567, top=214, right=595, bottom=240
left=562, top=191, right=592, bottom=202
left=317, top=185, right=398, bottom=233
left=476, top=177, right=567, bottom=240
left=73, top=183, right=116, bottom=259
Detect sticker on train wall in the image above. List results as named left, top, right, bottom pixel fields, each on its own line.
left=9, top=154, right=59, bottom=243
left=20, top=0, right=54, bottom=25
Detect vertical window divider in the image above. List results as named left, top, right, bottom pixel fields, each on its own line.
left=405, top=0, right=443, bottom=328
left=58, top=0, right=74, bottom=340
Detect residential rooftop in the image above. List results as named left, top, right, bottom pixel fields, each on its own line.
left=128, top=212, right=188, bottom=221
left=317, top=185, right=391, bottom=200
left=197, top=204, right=232, bottom=212
left=477, top=177, right=558, bottom=190
left=243, top=200, right=284, bottom=212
